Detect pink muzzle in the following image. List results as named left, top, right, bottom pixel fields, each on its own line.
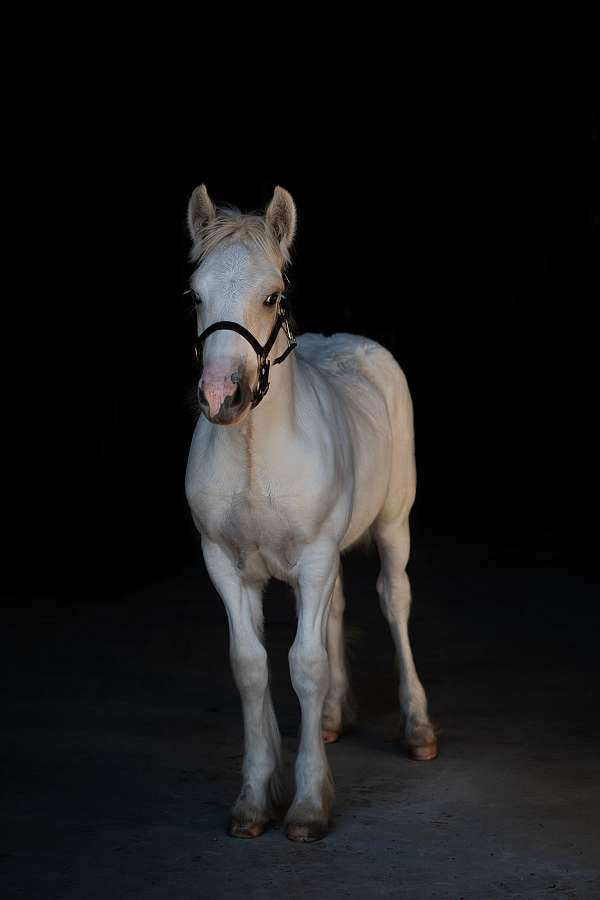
left=200, top=367, right=239, bottom=418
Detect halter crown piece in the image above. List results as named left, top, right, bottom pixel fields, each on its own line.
left=194, top=293, right=297, bottom=408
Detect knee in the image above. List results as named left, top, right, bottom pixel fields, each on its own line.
left=231, top=645, right=269, bottom=695
left=376, top=574, right=392, bottom=617
left=377, top=574, right=411, bottom=622
left=289, top=645, right=329, bottom=698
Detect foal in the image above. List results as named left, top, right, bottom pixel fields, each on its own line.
left=184, top=185, right=437, bottom=842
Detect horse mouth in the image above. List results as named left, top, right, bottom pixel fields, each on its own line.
left=200, top=381, right=250, bottom=425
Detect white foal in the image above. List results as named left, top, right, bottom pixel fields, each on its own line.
left=184, top=185, right=437, bottom=842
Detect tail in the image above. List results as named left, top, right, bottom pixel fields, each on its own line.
left=342, top=623, right=362, bottom=727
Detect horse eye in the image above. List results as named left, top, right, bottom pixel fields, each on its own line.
left=264, top=292, right=279, bottom=306
left=184, top=288, right=201, bottom=304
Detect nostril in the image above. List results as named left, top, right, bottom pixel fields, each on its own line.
left=228, top=383, right=242, bottom=407
left=198, top=369, right=244, bottom=419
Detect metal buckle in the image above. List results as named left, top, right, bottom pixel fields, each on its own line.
left=282, top=315, right=295, bottom=347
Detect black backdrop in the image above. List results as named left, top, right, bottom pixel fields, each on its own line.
left=3, top=22, right=598, bottom=599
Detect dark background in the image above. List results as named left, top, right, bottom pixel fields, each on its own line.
left=3, top=20, right=598, bottom=600
left=3, top=17, right=600, bottom=897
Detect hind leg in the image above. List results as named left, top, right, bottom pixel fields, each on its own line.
left=322, top=568, right=354, bottom=743
left=374, top=519, right=437, bottom=760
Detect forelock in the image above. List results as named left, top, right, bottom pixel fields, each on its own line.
left=189, top=205, right=288, bottom=268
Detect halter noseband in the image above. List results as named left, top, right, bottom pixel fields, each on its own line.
left=194, top=294, right=297, bottom=408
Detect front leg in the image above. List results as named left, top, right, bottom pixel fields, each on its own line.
left=202, top=538, right=284, bottom=838
left=286, top=541, right=338, bottom=842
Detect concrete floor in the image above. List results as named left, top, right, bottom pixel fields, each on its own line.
left=3, top=533, right=600, bottom=898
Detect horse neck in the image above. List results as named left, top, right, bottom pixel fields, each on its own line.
left=248, top=329, right=298, bottom=443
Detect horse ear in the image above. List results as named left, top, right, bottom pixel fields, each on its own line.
left=265, top=186, right=297, bottom=257
left=187, top=184, right=216, bottom=242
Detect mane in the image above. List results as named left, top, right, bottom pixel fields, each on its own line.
left=189, top=204, right=288, bottom=268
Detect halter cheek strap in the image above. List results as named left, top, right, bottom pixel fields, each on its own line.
left=194, top=296, right=297, bottom=408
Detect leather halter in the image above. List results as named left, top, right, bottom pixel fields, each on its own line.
left=194, top=294, right=297, bottom=408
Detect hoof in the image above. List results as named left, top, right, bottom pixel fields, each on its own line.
left=227, top=818, right=266, bottom=839
left=285, top=820, right=327, bottom=842
left=322, top=729, right=340, bottom=744
left=408, top=740, right=438, bottom=761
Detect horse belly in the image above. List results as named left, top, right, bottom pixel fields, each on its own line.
left=341, top=439, right=391, bottom=549
left=334, top=375, right=395, bottom=550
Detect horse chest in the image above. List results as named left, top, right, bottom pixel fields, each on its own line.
left=198, top=483, right=304, bottom=580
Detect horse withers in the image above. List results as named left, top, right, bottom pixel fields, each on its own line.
left=184, top=184, right=437, bottom=842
